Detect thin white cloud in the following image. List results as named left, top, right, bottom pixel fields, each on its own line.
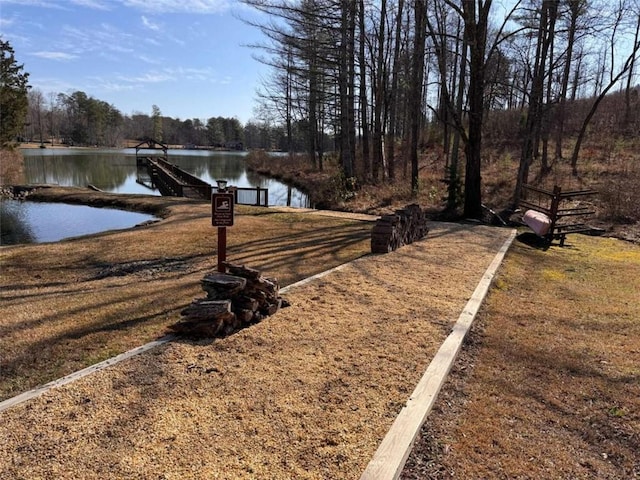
left=29, top=77, right=76, bottom=93
left=164, top=66, right=218, bottom=82
left=141, top=16, right=161, bottom=31
left=92, top=79, right=137, bottom=92
left=138, top=54, right=162, bottom=65
left=31, top=51, right=78, bottom=61
left=71, top=0, right=111, bottom=10
left=112, top=66, right=226, bottom=86
left=0, top=0, right=65, bottom=8
left=117, top=72, right=175, bottom=84
left=60, top=24, right=134, bottom=56
left=144, top=38, right=162, bottom=47
left=0, top=0, right=111, bottom=11
left=121, top=0, right=233, bottom=14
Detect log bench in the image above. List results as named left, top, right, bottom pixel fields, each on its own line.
left=519, top=184, right=597, bottom=246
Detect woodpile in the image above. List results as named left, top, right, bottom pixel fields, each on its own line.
left=168, top=262, right=288, bottom=338
left=371, top=203, right=429, bottom=253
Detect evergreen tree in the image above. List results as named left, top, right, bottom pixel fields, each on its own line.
left=152, top=104, right=163, bottom=141
left=0, top=39, right=30, bottom=146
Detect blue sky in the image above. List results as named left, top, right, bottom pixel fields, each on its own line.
left=0, top=0, right=269, bottom=123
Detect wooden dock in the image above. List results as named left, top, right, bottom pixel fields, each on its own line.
left=134, top=138, right=268, bottom=205
left=134, top=138, right=211, bottom=200
left=147, top=158, right=212, bottom=199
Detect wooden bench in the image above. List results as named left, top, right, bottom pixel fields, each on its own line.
left=519, top=184, right=597, bottom=246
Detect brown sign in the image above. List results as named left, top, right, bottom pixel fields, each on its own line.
left=212, top=193, right=234, bottom=227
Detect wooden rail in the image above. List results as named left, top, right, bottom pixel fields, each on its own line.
left=151, top=158, right=212, bottom=199
left=140, top=157, right=269, bottom=205
left=220, top=186, right=269, bottom=207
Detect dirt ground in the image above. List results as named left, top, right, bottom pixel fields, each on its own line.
left=0, top=188, right=512, bottom=478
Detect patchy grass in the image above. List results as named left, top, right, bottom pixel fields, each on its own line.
left=403, top=233, right=640, bottom=479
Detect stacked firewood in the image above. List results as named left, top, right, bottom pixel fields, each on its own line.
left=371, top=203, right=429, bottom=253
left=168, top=262, right=287, bottom=338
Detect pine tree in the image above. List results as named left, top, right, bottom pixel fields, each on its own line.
left=1, top=39, right=30, bottom=146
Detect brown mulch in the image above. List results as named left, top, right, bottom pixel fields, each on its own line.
left=0, top=210, right=511, bottom=479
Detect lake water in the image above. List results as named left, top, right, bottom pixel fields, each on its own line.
left=1, top=200, right=156, bottom=244
left=19, top=148, right=309, bottom=206
left=1, top=148, right=310, bottom=245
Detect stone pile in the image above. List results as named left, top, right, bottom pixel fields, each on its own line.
left=168, top=262, right=288, bottom=338
left=371, top=203, right=429, bottom=253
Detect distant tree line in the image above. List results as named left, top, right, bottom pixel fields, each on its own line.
left=21, top=90, right=298, bottom=151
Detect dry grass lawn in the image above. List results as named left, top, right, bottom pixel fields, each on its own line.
left=0, top=187, right=375, bottom=400
left=0, top=187, right=512, bottom=478
left=402, top=233, right=640, bottom=479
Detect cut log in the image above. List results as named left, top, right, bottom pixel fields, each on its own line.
left=232, top=295, right=259, bottom=312
left=236, top=309, right=255, bottom=323
left=371, top=203, right=429, bottom=254
left=263, top=299, right=281, bottom=316
left=223, top=262, right=261, bottom=280
left=201, top=274, right=247, bottom=299
left=169, top=262, right=288, bottom=339
left=180, top=300, right=232, bottom=321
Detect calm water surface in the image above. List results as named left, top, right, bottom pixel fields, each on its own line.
left=1, top=200, right=155, bottom=244
left=2, top=148, right=309, bottom=245
left=20, top=148, right=309, bottom=206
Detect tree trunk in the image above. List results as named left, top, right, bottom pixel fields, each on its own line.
left=358, top=0, right=370, bottom=180
left=372, top=0, right=388, bottom=182
left=339, top=0, right=356, bottom=179
left=449, top=17, right=467, bottom=211
left=624, top=12, right=640, bottom=130
left=409, top=0, right=427, bottom=196
left=462, top=0, right=490, bottom=219
left=514, top=0, right=557, bottom=205
left=385, top=0, right=404, bottom=181
left=554, top=0, right=580, bottom=161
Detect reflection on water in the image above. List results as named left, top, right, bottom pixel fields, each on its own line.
left=3, top=148, right=310, bottom=245
left=21, top=148, right=309, bottom=206
left=0, top=199, right=156, bottom=245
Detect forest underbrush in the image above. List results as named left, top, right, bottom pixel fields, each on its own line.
left=246, top=136, right=640, bottom=243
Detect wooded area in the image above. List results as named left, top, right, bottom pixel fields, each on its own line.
left=11, top=0, right=640, bottom=218
left=244, top=0, right=639, bottom=217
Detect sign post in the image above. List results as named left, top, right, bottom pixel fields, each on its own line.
left=212, top=184, right=234, bottom=273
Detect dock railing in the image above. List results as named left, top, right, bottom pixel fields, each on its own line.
left=217, top=186, right=269, bottom=207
